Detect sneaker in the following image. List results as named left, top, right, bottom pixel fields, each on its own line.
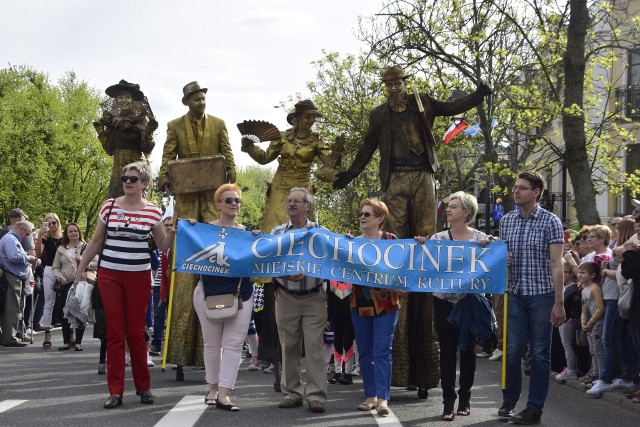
left=326, top=362, right=335, bottom=374
left=328, top=373, right=341, bottom=384
left=489, top=349, right=503, bottom=361
left=147, top=352, right=155, bottom=367
left=586, top=380, right=613, bottom=398
left=25, top=328, right=32, bottom=336
left=338, top=373, right=353, bottom=385
left=263, top=363, right=276, bottom=374
left=611, top=378, right=635, bottom=390
left=556, top=368, right=578, bottom=381
left=579, top=372, right=593, bottom=382
left=248, top=357, right=261, bottom=371
left=125, top=353, right=131, bottom=366
left=352, top=363, right=360, bottom=376
left=149, top=344, right=161, bottom=356
left=476, top=351, right=491, bottom=358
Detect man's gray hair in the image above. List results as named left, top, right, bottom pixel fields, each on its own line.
left=14, top=220, right=34, bottom=234
left=122, top=161, right=153, bottom=183
left=290, top=187, right=314, bottom=204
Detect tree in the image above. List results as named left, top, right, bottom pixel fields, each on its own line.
left=0, top=65, right=110, bottom=235
left=235, top=165, right=274, bottom=230
left=355, top=0, right=640, bottom=225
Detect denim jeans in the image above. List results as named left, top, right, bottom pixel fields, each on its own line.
left=601, top=299, right=634, bottom=382
left=151, top=286, right=166, bottom=348
left=503, top=293, right=554, bottom=412
left=351, top=310, right=398, bottom=401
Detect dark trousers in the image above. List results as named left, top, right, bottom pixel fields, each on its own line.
left=433, top=297, right=476, bottom=408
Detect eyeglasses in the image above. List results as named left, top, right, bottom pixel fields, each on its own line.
left=287, top=199, right=305, bottom=205
left=446, top=205, right=462, bottom=210
left=223, top=197, right=242, bottom=204
left=120, top=175, right=140, bottom=183
left=512, top=185, right=533, bottom=192
left=359, top=212, right=377, bottom=218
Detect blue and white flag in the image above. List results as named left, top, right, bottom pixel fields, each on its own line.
left=174, top=221, right=507, bottom=294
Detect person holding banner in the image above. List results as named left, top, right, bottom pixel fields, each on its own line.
left=428, top=192, right=492, bottom=421
left=75, top=161, right=175, bottom=409
left=273, top=187, right=328, bottom=414
left=350, top=198, right=402, bottom=417
left=189, top=184, right=256, bottom=412
left=497, top=171, right=564, bottom=425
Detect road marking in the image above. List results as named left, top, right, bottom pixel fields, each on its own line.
left=154, top=395, right=208, bottom=427
left=0, top=400, right=27, bottom=413
left=371, top=408, right=403, bottom=426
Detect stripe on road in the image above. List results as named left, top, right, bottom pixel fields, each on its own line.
left=0, top=400, right=27, bottom=413
left=154, top=395, right=208, bottom=427
left=371, top=408, right=403, bottom=426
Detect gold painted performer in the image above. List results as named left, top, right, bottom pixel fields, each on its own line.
left=94, top=80, right=158, bottom=199
left=333, top=66, right=492, bottom=399
left=240, top=99, right=332, bottom=367
left=158, top=81, right=236, bottom=380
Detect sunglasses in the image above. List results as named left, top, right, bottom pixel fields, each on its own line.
left=223, top=197, right=242, bottom=204
left=120, top=175, right=140, bottom=183
left=48, top=221, right=58, bottom=225
left=359, top=212, right=376, bottom=218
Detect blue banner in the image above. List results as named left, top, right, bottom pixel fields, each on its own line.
left=174, top=221, right=507, bottom=294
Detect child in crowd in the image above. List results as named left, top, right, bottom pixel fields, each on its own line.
left=556, top=259, right=582, bottom=382
left=579, top=262, right=606, bottom=397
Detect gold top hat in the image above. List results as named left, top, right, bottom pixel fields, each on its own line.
left=105, top=80, right=144, bottom=101
left=182, top=81, right=208, bottom=105
left=286, top=99, right=323, bottom=125
left=381, top=66, right=408, bottom=82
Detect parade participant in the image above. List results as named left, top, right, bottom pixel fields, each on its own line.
left=350, top=198, right=402, bottom=417
left=158, top=81, right=236, bottom=379
left=273, top=188, right=328, bottom=414
left=93, top=79, right=157, bottom=199
left=75, top=161, right=174, bottom=409
left=333, top=65, right=492, bottom=397
left=241, top=99, right=332, bottom=375
left=36, top=213, right=63, bottom=348
left=192, top=184, right=257, bottom=412
left=429, top=192, right=492, bottom=420
left=497, top=171, right=564, bottom=425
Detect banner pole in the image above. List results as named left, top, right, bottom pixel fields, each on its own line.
left=501, top=271, right=508, bottom=390
left=161, top=228, right=178, bottom=373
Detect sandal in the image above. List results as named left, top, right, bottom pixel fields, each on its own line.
left=43, top=332, right=52, bottom=348
left=457, top=401, right=471, bottom=416
left=58, top=345, right=71, bottom=351
left=74, top=345, right=83, bottom=351
left=633, top=397, right=640, bottom=404
left=441, top=412, right=455, bottom=421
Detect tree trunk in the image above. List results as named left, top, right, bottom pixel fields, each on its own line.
left=563, top=0, right=601, bottom=226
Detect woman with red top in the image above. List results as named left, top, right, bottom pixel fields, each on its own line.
left=75, top=161, right=174, bottom=409
left=351, top=198, right=404, bottom=417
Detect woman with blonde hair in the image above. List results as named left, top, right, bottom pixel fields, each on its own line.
left=36, top=212, right=64, bottom=348
left=191, top=183, right=257, bottom=411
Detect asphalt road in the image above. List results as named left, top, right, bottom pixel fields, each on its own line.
left=1, top=326, right=638, bottom=426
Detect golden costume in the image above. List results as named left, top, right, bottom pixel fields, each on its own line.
left=158, top=82, right=236, bottom=368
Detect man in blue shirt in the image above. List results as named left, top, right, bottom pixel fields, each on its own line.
left=498, top=171, right=565, bottom=425
left=0, top=220, right=36, bottom=347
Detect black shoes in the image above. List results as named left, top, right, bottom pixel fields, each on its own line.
left=216, top=400, right=239, bottom=411
left=104, top=395, right=123, bottom=409
left=498, top=401, right=516, bottom=417
left=176, top=365, right=184, bottom=381
left=338, top=374, right=353, bottom=385
left=137, top=390, right=154, bottom=404
left=417, top=388, right=429, bottom=399
left=328, top=373, right=341, bottom=384
left=511, top=406, right=541, bottom=425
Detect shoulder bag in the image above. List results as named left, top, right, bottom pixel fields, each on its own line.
left=203, top=277, right=243, bottom=322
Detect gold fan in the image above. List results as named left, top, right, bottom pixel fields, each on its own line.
left=237, top=120, right=281, bottom=142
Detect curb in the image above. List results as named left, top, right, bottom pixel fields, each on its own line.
left=551, top=372, right=640, bottom=412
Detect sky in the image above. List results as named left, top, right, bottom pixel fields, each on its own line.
left=1, top=0, right=382, bottom=170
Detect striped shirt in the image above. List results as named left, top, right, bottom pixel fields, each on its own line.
left=99, top=198, right=162, bottom=272
left=499, top=204, right=564, bottom=295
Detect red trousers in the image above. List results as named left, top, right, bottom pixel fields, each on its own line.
left=98, top=267, right=151, bottom=395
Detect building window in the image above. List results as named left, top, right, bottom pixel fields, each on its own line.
left=625, top=143, right=640, bottom=214
left=616, top=50, right=640, bottom=118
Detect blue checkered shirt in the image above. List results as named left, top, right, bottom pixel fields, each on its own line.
left=499, top=204, right=564, bottom=296
left=271, top=219, right=324, bottom=292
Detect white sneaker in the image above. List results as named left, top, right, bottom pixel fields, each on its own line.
left=586, top=380, right=612, bottom=398
left=125, top=353, right=131, bottom=366
left=476, top=351, right=491, bottom=358
left=556, top=368, right=578, bottom=381
left=611, top=378, right=635, bottom=390
left=147, top=352, right=155, bottom=367
left=489, top=349, right=503, bottom=361
left=248, top=357, right=261, bottom=371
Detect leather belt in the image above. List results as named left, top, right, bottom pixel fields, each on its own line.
left=278, top=285, right=322, bottom=296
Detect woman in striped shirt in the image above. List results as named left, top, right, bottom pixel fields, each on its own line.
left=76, top=161, right=174, bottom=409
